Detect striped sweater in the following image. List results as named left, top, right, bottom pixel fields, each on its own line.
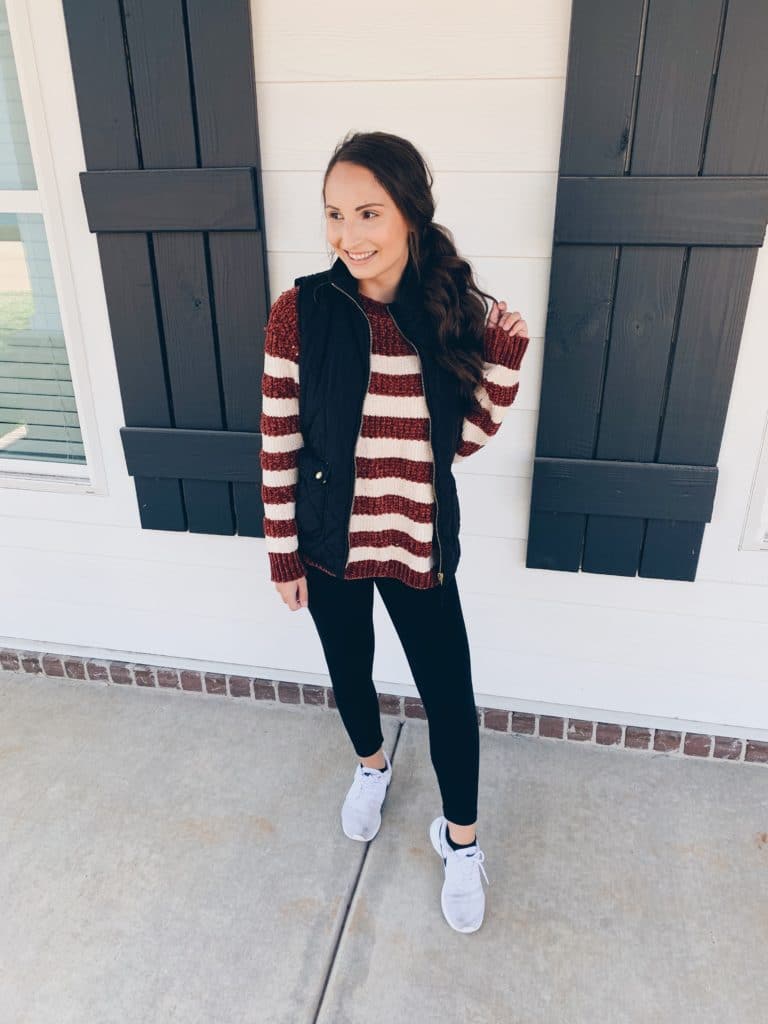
left=260, top=285, right=529, bottom=588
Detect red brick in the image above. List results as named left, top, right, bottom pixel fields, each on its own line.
left=20, top=654, right=42, bottom=674
left=64, top=659, right=86, bottom=680
left=713, top=735, right=742, bottom=760
left=484, top=709, right=509, bottom=732
left=745, top=740, right=768, bottom=764
left=625, top=726, right=651, bottom=749
left=595, top=722, right=622, bottom=746
left=204, top=672, right=226, bottom=695
left=568, top=719, right=593, bottom=741
left=539, top=715, right=564, bottom=739
left=378, top=693, right=401, bottom=716
left=228, top=676, right=251, bottom=698
left=653, top=730, right=681, bottom=753
left=109, top=663, right=132, bottom=685
left=253, top=679, right=275, bottom=700
left=157, top=668, right=180, bottom=689
left=42, top=655, right=65, bottom=677
left=511, top=712, right=535, bottom=735
left=0, top=650, right=20, bottom=671
left=302, top=685, right=326, bottom=706
left=328, top=689, right=337, bottom=709
left=134, top=667, right=156, bottom=688
left=179, top=670, right=202, bottom=693
left=86, top=661, right=109, bottom=681
left=277, top=681, right=300, bottom=704
left=683, top=733, right=712, bottom=757
left=404, top=697, right=427, bottom=719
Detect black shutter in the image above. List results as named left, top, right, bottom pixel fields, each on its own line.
left=527, top=0, right=768, bottom=581
left=62, top=0, right=269, bottom=536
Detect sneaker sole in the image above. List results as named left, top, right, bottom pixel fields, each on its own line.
left=342, top=765, right=392, bottom=842
left=429, top=816, right=484, bottom=934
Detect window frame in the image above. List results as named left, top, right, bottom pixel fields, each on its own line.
left=0, top=0, right=106, bottom=494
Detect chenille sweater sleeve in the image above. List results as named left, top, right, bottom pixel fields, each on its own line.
left=452, top=323, right=530, bottom=463
left=260, top=286, right=306, bottom=583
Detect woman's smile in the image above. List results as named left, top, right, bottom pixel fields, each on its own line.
left=345, top=249, right=377, bottom=263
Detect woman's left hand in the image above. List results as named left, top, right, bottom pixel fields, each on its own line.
left=489, top=300, right=528, bottom=339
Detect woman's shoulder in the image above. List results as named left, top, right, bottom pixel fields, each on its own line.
left=267, top=286, right=300, bottom=330
left=269, top=285, right=299, bottom=316
left=265, top=286, right=300, bottom=358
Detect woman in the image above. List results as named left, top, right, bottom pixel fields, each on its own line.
left=260, top=131, right=529, bottom=934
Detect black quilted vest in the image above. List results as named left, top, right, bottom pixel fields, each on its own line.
left=292, top=254, right=466, bottom=585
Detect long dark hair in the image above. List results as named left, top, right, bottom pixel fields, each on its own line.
left=322, top=130, right=499, bottom=415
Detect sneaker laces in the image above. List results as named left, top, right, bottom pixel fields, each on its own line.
left=355, top=766, right=387, bottom=804
left=447, top=845, right=490, bottom=888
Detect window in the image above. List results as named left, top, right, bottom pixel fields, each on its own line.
left=0, top=0, right=84, bottom=469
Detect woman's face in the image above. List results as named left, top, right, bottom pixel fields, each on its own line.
left=324, top=161, right=411, bottom=297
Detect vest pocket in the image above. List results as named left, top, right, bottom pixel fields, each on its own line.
left=295, top=446, right=330, bottom=540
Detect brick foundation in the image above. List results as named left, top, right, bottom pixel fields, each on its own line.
left=2, top=646, right=766, bottom=766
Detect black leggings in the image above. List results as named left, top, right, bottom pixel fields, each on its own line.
left=304, top=562, right=479, bottom=826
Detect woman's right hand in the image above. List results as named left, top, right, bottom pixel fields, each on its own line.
left=275, top=576, right=308, bottom=611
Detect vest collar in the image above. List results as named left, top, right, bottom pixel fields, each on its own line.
left=328, top=252, right=429, bottom=345
left=329, top=252, right=423, bottom=312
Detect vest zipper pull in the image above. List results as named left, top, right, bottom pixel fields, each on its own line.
left=438, top=572, right=444, bottom=585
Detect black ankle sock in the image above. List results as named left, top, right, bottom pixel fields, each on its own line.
left=360, top=759, right=388, bottom=774
left=446, top=825, right=477, bottom=851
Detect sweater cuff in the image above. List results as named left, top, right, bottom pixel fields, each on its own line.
left=269, top=550, right=306, bottom=583
left=484, top=327, right=530, bottom=370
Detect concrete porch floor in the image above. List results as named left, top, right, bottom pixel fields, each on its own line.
left=0, top=669, right=766, bottom=1024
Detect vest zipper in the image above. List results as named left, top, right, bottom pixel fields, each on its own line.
left=386, top=307, right=444, bottom=586
left=331, top=283, right=373, bottom=575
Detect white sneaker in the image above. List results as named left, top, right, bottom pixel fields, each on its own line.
left=341, top=750, right=393, bottom=841
left=429, top=815, right=490, bottom=933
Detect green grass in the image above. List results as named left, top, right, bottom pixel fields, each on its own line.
left=0, top=291, right=34, bottom=329
left=0, top=292, right=36, bottom=354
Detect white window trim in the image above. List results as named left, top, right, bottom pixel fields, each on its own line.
left=0, top=0, right=107, bottom=494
